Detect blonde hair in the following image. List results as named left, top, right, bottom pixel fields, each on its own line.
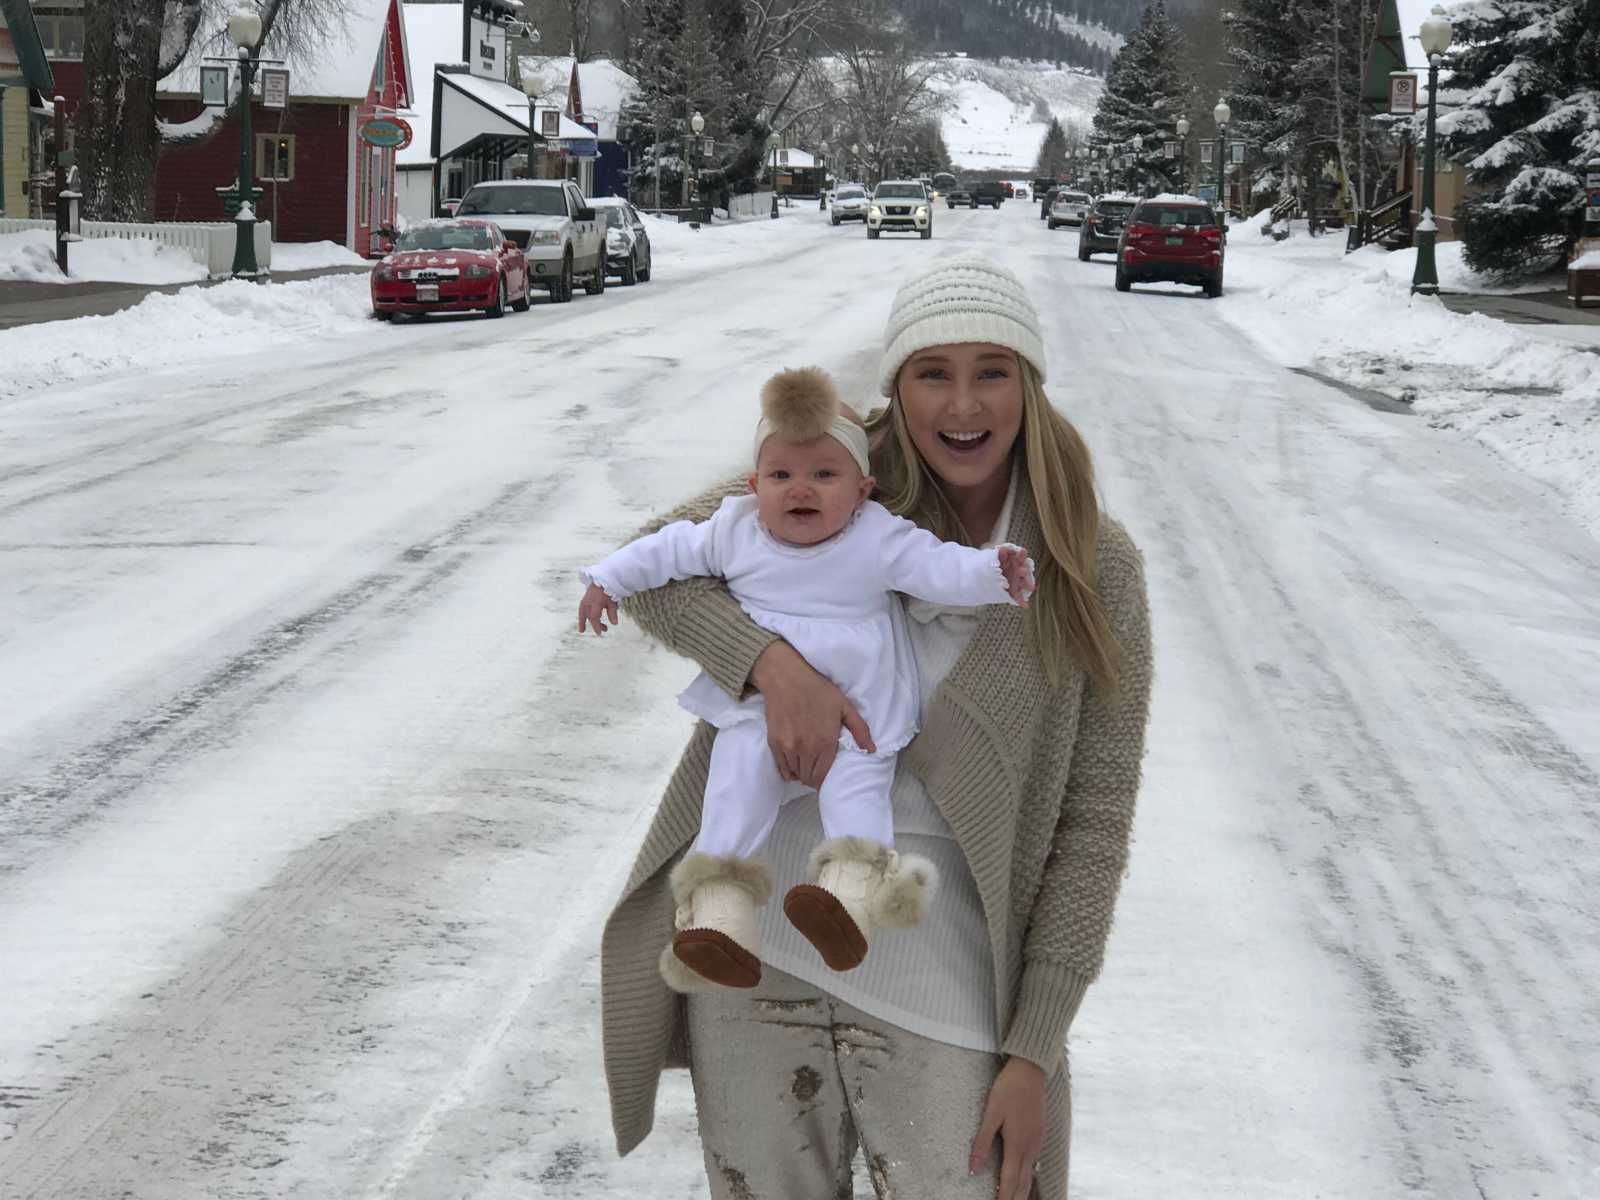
left=865, top=359, right=1121, bottom=691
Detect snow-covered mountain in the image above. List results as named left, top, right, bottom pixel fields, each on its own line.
left=928, top=57, right=1105, bottom=173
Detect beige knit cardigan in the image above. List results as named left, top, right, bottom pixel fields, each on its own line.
left=599, top=467, right=1153, bottom=1196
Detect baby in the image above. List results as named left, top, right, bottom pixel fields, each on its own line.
left=578, top=367, right=1033, bottom=992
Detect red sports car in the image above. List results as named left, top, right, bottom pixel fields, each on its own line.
left=371, top=219, right=530, bottom=320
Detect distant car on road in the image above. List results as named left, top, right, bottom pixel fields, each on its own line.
left=454, top=179, right=605, bottom=304
left=1078, top=195, right=1138, bottom=259
left=370, top=219, right=530, bottom=321
left=945, top=179, right=975, bottom=208
left=1114, top=196, right=1226, bottom=298
left=868, top=180, right=933, bottom=239
left=1047, top=190, right=1091, bottom=229
left=971, top=181, right=1006, bottom=209
left=590, top=197, right=653, bottom=285
left=930, top=171, right=958, bottom=200
left=830, top=185, right=870, bottom=224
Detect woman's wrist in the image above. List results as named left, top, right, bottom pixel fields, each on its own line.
left=749, top=639, right=801, bottom=693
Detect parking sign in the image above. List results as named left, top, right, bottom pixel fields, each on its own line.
left=1389, top=73, right=1418, bottom=115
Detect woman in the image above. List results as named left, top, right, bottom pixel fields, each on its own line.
left=599, top=255, right=1153, bottom=1199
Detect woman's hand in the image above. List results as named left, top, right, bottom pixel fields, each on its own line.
left=577, top=583, right=620, bottom=636
left=969, top=1057, right=1046, bottom=1200
left=750, top=641, right=874, bottom=788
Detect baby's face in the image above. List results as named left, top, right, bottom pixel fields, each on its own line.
left=748, top=435, right=874, bottom=546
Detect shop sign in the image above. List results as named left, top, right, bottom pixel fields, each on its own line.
left=262, top=68, right=289, bottom=110
left=359, top=116, right=413, bottom=150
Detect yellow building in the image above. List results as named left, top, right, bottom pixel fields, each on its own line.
left=0, top=0, right=53, bottom=217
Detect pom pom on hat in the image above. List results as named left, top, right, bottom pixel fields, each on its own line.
left=760, top=366, right=841, bottom=444
left=877, top=255, right=1047, bottom=396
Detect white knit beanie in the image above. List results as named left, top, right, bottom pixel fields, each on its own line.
left=878, top=255, right=1047, bottom=397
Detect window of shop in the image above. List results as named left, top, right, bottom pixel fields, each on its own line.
left=367, top=145, right=383, bottom=228
left=255, top=134, right=294, bottom=182
left=34, top=3, right=85, bottom=60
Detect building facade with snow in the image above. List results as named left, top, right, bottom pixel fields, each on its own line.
left=0, top=0, right=52, bottom=218
left=36, top=0, right=413, bottom=254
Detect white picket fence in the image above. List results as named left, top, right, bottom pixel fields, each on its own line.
left=0, top=217, right=273, bottom=278
left=728, top=190, right=776, bottom=219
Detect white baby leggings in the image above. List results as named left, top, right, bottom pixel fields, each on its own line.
left=691, top=720, right=897, bottom=858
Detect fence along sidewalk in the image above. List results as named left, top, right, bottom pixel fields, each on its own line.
left=0, top=217, right=273, bottom=277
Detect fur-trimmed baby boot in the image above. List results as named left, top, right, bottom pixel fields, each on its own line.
left=782, top=837, right=939, bottom=972
left=659, top=852, right=772, bottom=993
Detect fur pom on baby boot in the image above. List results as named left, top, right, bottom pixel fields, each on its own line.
left=660, top=852, right=772, bottom=993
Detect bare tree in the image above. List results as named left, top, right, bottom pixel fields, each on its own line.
left=79, top=0, right=346, bottom=220
left=832, top=41, right=941, bottom=182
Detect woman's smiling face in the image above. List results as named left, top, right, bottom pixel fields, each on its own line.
left=895, top=343, right=1024, bottom=490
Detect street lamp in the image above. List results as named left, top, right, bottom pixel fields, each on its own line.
left=686, top=109, right=704, bottom=211
left=818, top=138, right=830, bottom=209
left=227, top=5, right=263, bottom=279
left=1176, top=116, right=1190, bottom=192
left=520, top=72, right=542, bottom=182
left=768, top=131, right=781, bottom=218
left=1131, top=133, right=1144, bottom=195
left=1412, top=5, right=1453, bottom=296
left=1213, top=97, right=1231, bottom=219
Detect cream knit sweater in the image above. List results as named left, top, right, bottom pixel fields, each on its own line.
left=599, top=468, right=1153, bottom=1196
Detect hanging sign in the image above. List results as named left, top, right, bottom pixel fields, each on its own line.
left=1588, top=162, right=1600, bottom=221
left=1389, top=73, right=1418, bottom=115
left=1163, top=141, right=1178, bottom=159
left=540, top=109, right=560, bottom=137
left=1230, top=141, right=1246, bottom=164
left=262, top=68, right=289, bottom=110
left=200, top=65, right=229, bottom=107
left=358, top=116, right=412, bottom=149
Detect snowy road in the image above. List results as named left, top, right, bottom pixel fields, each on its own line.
left=2, top=203, right=1597, bottom=1199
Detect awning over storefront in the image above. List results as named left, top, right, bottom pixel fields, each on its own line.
left=433, top=68, right=598, bottom=161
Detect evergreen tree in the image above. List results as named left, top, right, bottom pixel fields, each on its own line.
left=1440, top=0, right=1600, bottom=276
left=1035, top=117, right=1069, bottom=178
left=1091, top=0, right=1189, bottom=191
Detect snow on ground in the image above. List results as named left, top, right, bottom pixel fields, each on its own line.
left=271, top=239, right=372, bottom=271
left=927, top=59, right=1103, bottom=172
left=0, top=227, right=209, bottom=285
left=1, top=202, right=1597, bottom=1198
left=1218, top=225, right=1600, bottom=539
left=0, top=273, right=374, bottom=401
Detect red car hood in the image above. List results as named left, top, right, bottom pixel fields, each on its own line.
left=385, top=249, right=496, bottom=269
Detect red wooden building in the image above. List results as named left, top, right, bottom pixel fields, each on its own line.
left=39, top=0, right=412, bottom=254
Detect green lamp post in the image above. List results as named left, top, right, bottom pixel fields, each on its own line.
left=1213, top=98, right=1230, bottom=218
left=228, top=6, right=263, bottom=280
left=768, top=131, right=781, bottom=218
left=1411, top=5, right=1454, bottom=296
left=1176, top=116, right=1190, bottom=192
left=520, top=71, right=542, bottom=180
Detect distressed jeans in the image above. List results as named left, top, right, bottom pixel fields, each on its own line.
left=688, top=964, right=1058, bottom=1199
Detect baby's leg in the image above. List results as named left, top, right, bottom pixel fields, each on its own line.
left=692, top=722, right=790, bottom=858
left=814, top=750, right=897, bottom=847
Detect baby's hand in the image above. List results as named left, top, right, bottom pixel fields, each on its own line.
left=578, top=582, right=620, bottom=635
left=998, top=545, right=1035, bottom=607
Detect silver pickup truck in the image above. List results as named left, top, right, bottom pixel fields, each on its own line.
left=454, top=180, right=606, bottom=303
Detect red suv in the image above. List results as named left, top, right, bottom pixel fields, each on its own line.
left=1114, top=198, right=1225, bottom=298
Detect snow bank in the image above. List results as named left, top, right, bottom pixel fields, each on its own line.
left=1369, top=239, right=1566, bottom=295
left=0, top=274, right=374, bottom=401
left=271, top=240, right=371, bottom=271
left=1220, top=232, right=1600, bottom=538
left=0, top=228, right=208, bottom=286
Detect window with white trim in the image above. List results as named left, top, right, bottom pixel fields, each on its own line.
left=256, top=134, right=295, bottom=182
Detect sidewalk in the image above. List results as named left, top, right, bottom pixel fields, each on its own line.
left=1439, top=288, right=1600, bottom=329
left=0, top=264, right=371, bottom=330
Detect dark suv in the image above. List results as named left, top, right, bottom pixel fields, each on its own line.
left=1114, top=198, right=1225, bottom=297
left=945, top=180, right=974, bottom=208
left=971, top=181, right=1006, bottom=208
left=1077, top=196, right=1137, bottom=259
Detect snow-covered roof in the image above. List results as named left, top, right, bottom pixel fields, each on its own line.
left=434, top=70, right=596, bottom=160
left=159, top=0, right=401, bottom=103
left=399, top=2, right=463, bottom=166
left=516, top=55, right=637, bottom=141
left=1149, top=193, right=1206, bottom=204
left=776, top=148, right=817, bottom=169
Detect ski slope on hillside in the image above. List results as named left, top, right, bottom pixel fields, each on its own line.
left=929, top=58, right=1104, bottom=171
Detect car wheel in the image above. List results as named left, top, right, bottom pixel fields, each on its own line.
left=921, top=226, right=931, bottom=240
left=585, top=258, right=606, bottom=295
left=1078, top=244, right=1091, bottom=262
left=831, top=214, right=840, bottom=225
left=1205, top=277, right=1224, bottom=298
left=486, top=273, right=507, bottom=318
left=511, top=272, right=531, bottom=312
left=621, top=252, right=638, bottom=286
left=372, top=310, right=393, bottom=322
left=1115, top=265, right=1132, bottom=292
left=551, top=253, right=574, bottom=303
left=639, top=253, right=652, bottom=282
left=868, top=227, right=879, bottom=239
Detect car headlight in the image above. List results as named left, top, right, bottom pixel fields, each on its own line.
left=374, top=263, right=394, bottom=281
left=606, top=231, right=626, bottom=250
left=869, top=205, right=881, bottom=218
left=916, top=205, right=928, bottom=217
left=530, top=230, right=560, bottom=245
left=466, top=263, right=492, bottom=278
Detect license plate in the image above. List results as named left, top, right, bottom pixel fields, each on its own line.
left=416, top=284, right=439, bottom=302
left=1166, top=236, right=1185, bottom=245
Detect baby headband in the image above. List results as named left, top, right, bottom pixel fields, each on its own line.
left=753, top=367, right=872, bottom=476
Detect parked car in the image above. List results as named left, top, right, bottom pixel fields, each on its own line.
left=1047, top=189, right=1091, bottom=229
left=370, top=219, right=530, bottom=321
left=830, top=185, right=870, bottom=224
left=971, top=180, right=1006, bottom=208
left=1039, top=184, right=1060, bottom=220
left=944, top=179, right=975, bottom=208
left=1114, top=196, right=1226, bottom=297
left=930, top=171, right=958, bottom=201
left=868, top=180, right=933, bottom=239
left=454, top=179, right=605, bottom=303
left=1012, top=182, right=1030, bottom=200
left=1078, top=195, right=1138, bottom=259
left=1001, top=181, right=1015, bottom=197
left=591, top=197, right=653, bottom=285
